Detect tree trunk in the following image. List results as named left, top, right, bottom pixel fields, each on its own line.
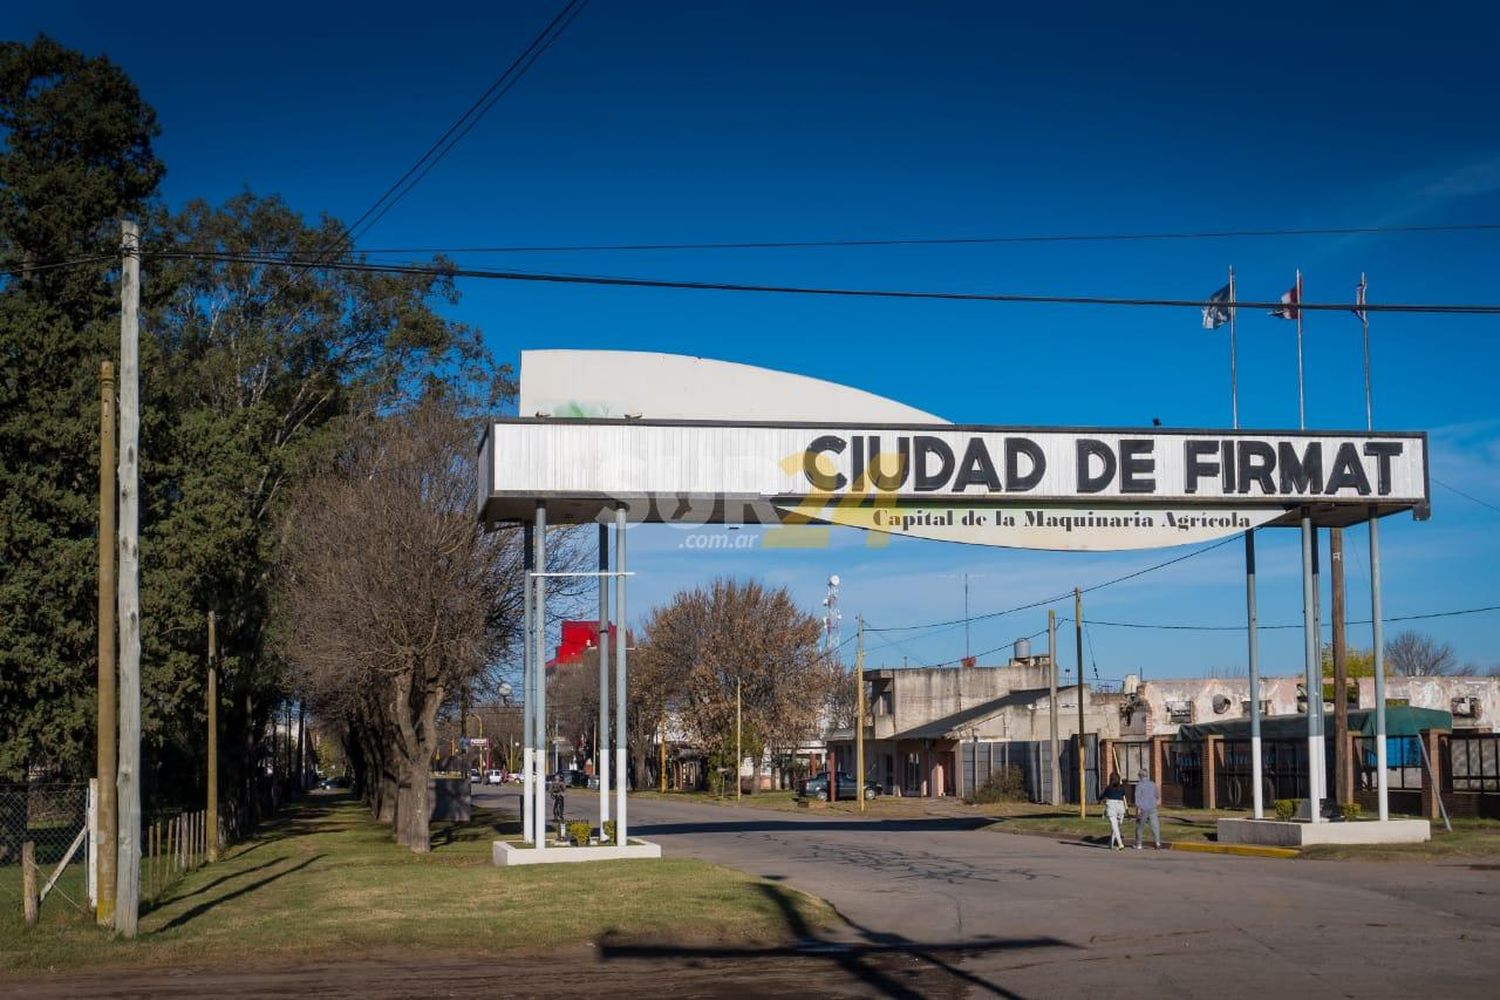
left=404, top=755, right=432, bottom=853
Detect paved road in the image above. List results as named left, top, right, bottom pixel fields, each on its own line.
left=482, top=785, right=1500, bottom=998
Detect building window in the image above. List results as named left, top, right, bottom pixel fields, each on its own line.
left=1165, top=700, right=1194, bottom=724
left=1240, top=699, right=1271, bottom=717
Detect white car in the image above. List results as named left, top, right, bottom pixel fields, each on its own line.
left=485, top=770, right=504, bottom=785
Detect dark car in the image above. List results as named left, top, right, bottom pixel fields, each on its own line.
left=797, top=770, right=880, bottom=800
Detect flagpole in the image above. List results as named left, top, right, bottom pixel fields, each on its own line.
left=1295, top=268, right=1305, bottom=430
left=1228, top=266, right=1238, bottom=430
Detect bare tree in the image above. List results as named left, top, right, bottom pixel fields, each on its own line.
left=637, top=578, right=827, bottom=793
left=1384, top=630, right=1456, bottom=677
left=277, top=399, right=524, bottom=852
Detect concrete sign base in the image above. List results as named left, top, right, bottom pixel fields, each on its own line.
left=1217, top=818, right=1431, bottom=847
left=493, top=839, right=663, bottom=866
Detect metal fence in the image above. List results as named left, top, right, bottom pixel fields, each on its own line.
left=0, top=783, right=91, bottom=915
left=1445, top=732, right=1500, bottom=794
left=961, top=737, right=1099, bottom=804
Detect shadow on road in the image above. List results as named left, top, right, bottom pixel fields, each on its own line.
left=634, top=815, right=996, bottom=836
left=599, top=878, right=1073, bottom=999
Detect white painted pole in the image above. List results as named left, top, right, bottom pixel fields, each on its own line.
left=521, top=522, right=534, bottom=843
left=533, top=504, right=547, bottom=848
left=1311, top=528, right=1326, bottom=804
left=614, top=506, right=628, bottom=845
left=1300, top=513, right=1321, bottom=822
left=115, top=219, right=142, bottom=936
left=598, top=522, right=610, bottom=826
left=1245, top=530, right=1264, bottom=819
left=1370, top=514, right=1389, bottom=820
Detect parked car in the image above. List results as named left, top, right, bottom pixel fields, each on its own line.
left=797, top=770, right=881, bottom=800
left=485, top=769, right=504, bottom=785
left=468, top=769, right=482, bottom=784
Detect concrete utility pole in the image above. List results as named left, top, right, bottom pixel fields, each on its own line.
left=96, top=360, right=117, bottom=926
left=1331, top=527, right=1349, bottom=804
left=115, top=219, right=143, bottom=936
left=1075, top=588, right=1086, bottom=818
left=1048, top=610, right=1060, bottom=807
left=207, top=611, right=219, bottom=862
left=735, top=677, right=742, bottom=803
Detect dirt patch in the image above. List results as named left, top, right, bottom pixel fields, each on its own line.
left=1, top=943, right=972, bottom=999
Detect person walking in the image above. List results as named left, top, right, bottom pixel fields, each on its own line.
left=1102, top=774, right=1128, bottom=851
left=1134, top=768, right=1162, bottom=850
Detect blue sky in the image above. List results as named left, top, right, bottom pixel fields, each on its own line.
left=12, top=1, right=1500, bottom=678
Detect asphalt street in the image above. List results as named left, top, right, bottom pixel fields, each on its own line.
left=480, top=784, right=1500, bottom=999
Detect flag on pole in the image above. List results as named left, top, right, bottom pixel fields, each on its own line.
left=1269, top=281, right=1300, bottom=320
left=1202, top=283, right=1231, bottom=329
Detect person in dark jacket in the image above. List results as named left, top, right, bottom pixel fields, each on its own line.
left=1102, top=774, right=1128, bottom=851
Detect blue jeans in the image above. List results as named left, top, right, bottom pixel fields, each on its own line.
left=1135, top=808, right=1160, bottom=847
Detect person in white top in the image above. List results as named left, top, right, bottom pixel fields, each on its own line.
left=1134, top=768, right=1162, bottom=850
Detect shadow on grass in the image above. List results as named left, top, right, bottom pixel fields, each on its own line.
left=599, top=877, right=1072, bottom=999
left=154, top=855, right=322, bottom=933
left=145, top=856, right=288, bottom=913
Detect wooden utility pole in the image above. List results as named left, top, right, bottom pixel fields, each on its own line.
left=1075, top=587, right=1086, bottom=818
left=115, top=219, right=142, bottom=937
left=659, top=716, right=667, bottom=793
left=855, top=616, right=865, bottom=813
left=1331, top=527, right=1349, bottom=803
left=96, top=361, right=118, bottom=926
left=207, top=611, right=219, bottom=862
left=1048, top=610, right=1060, bottom=806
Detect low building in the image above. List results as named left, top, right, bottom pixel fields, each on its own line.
left=823, top=662, right=1499, bottom=804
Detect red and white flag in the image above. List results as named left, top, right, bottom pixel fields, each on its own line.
left=1269, top=281, right=1300, bottom=320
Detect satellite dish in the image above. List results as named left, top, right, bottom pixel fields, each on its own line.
left=1212, top=695, right=1232, bottom=715
left=829, top=574, right=840, bottom=588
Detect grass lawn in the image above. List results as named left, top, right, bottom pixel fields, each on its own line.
left=1298, top=815, right=1500, bottom=862
left=0, top=793, right=831, bottom=973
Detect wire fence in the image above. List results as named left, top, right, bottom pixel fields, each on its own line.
left=0, top=782, right=90, bottom=915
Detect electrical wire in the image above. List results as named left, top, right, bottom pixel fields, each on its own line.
left=867, top=535, right=1240, bottom=634
left=1433, top=477, right=1500, bottom=517
left=242, top=220, right=1500, bottom=256
left=141, top=249, right=1500, bottom=315
left=0, top=253, right=117, bottom=278
left=1080, top=603, right=1500, bottom=631
left=347, top=0, right=590, bottom=243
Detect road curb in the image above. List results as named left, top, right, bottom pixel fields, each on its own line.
left=1169, top=840, right=1300, bottom=859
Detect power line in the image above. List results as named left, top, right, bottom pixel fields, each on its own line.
left=140, top=249, right=1500, bottom=315
left=0, top=253, right=118, bottom=279
left=1081, top=603, right=1500, bottom=632
left=346, top=0, right=590, bottom=243
left=867, top=535, right=1240, bottom=635
left=298, top=220, right=1500, bottom=255
left=1434, top=477, right=1500, bottom=517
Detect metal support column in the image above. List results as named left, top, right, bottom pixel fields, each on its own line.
left=1311, top=527, right=1325, bottom=803
left=614, top=506, right=628, bottom=845
left=522, top=522, right=534, bottom=843
left=1245, top=530, right=1264, bottom=819
left=1370, top=512, right=1389, bottom=820
left=533, top=504, right=548, bottom=848
left=1300, top=513, right=1322, bottom=821
left=598, top=522, right=611, bottom=826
